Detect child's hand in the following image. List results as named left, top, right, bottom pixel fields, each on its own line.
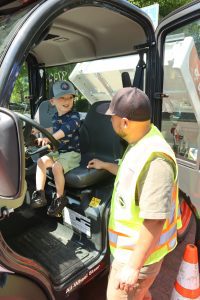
left=32, top=128, right=40, bottom=135
left=37, top=137, right=50, bottom=147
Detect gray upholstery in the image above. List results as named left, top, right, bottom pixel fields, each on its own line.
left=34, top=100, right=56, bottom=128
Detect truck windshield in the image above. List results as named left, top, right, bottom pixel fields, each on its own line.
left=0, top=5, right=33, bottom=62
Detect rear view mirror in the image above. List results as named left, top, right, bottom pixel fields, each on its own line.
left=0, top=108, right=26, bottom=209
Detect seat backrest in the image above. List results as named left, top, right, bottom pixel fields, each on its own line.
left=34, top=100, right=56, bottom=128
left=80, top=101, right=125, bottom=162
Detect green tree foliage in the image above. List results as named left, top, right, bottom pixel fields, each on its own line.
left=128, top=1, right=200, bottom=53
left=10, top=63, right=30, bottom=114
left=170, top=19, right=200, bottom=55
left=10, top=63, right=29, bottom=104
left=128, top=0, right=192, bottom=17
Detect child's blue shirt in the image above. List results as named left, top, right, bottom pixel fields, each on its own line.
left=52, top=110, right=81, bottom=153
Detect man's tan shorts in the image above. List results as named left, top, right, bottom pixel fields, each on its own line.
left=47, top=151, right=81, bottom=174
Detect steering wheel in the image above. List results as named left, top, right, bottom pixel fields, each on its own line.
left=16, top=113, right=60, bottom=155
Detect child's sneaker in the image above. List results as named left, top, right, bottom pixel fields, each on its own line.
left=47, top=195, right=68, bottom=217
left=31, top=190, right=47, bottom=208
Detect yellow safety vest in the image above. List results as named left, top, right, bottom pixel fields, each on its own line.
left=108, top=125, right=182, bottom=265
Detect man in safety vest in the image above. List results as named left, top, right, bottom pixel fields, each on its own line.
left=87, top=87, right=182, bottom=300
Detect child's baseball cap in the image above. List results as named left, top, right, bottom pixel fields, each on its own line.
left=52, top=80, right=76, bottom=98
left=97, top=87, right=151, bottom=121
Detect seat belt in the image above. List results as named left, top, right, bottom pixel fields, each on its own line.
left=132, top=52, right=146, bottom=90
left=121, top=72, right=132, bottom=87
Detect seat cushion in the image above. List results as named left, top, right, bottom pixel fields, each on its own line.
left=47, top=153, right=115, bottom=188
left=65, top=165, right=112, bottom=188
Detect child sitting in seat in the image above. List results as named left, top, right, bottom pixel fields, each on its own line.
left=31, top=80, right=81, bottom=217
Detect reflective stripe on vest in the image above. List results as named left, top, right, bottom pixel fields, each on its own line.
left=108, top=124, right=182, bottom=265
left=109, top=225, right=177, bottom=251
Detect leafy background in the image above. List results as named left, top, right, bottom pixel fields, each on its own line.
left=129, top=0, right=191, bottom=17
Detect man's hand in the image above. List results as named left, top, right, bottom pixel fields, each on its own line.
left=87, top=159, right=105, bottom=170
left=37, top=137, right=50, bottom=147
left=87, top=159, right=119, bottom=175
left=115, top=264, right=140, bottom=293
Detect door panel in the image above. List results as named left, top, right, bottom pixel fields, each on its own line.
left=0, top=272, right=48, bottom=300
left=156, top=2, right=200, bottom=212
left=161, top=20, right=200, bottom=165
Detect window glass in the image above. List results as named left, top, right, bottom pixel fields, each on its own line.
left=161, top=20, right=200, bottom=163
left=0, top=3, right=37, bottom=62
left=9, top=62, right=30, bottom=116
left=44, top=54, right=146, bottom=120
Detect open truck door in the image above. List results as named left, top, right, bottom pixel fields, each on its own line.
left=155, top=1, right=200, bottom=242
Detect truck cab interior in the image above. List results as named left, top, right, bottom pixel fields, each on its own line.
left=0, top=1, right=199, bottom=298
left=0, top=1, right=155, bottom=296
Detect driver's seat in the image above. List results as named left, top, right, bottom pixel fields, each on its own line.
left=63, top=101, right=125, bottom=188
left=34, top=100, right=56, bottom=128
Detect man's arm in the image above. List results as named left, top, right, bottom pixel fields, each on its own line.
left=87, top=159, right=119, bottom=175
left=115, top=219, right=165, bottom=292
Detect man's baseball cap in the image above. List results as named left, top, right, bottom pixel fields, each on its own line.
left=52, top=80, right=76, bottom=98
left=97, top=87, right=151, bottom=121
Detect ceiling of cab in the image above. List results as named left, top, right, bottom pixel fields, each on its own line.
left=31, top=6, right=147, bottom=66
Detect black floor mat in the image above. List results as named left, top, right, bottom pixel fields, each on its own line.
left=8, top=222, right=97, bottom=285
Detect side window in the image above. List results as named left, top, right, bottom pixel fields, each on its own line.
left=161, top=20, right=200, bottom=164
left=9, top=62, right=30, bottom=116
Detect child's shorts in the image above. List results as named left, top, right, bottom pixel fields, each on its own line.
left=47, top=151, right=81, bottom=174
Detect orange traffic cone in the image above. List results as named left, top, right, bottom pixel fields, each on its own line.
left=171, top=244, right=200, bottom=299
